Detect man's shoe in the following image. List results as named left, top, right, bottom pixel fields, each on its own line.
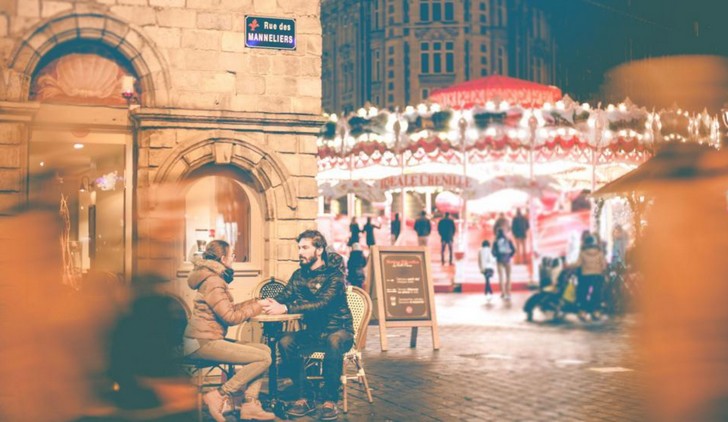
left=286, top=399, right=315, bottom=418
left=577, top=311, right=588, bottom=322
left=319, top=401, right=339, bottom=421
left=240, top=399, right=275, bottom=420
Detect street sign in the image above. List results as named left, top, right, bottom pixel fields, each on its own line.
left=245, top=16, right=296, bottom=50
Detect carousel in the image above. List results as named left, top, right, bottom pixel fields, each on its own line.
left=316, top=76, right=721, bottom=287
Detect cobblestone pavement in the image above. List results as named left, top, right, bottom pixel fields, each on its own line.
left=262, top=292, right=647, bottom=422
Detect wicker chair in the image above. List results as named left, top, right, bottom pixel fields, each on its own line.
left=303, top=285, right=374, bottom=412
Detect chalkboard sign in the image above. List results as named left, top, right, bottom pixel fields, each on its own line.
left=368, top=246, right=440, bottom=351
left=380, top=251, right=431, bottom=320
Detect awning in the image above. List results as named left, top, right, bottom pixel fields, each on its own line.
left=428, top=75, right=562, bottom=108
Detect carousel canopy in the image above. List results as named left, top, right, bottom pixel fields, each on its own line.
left=428, top=75, right=563, bottom=108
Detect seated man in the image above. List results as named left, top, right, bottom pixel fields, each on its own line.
left=261, top=230, right=354, bottom=421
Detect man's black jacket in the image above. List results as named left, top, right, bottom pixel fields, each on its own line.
left=275, top=254, right=354, bottom=335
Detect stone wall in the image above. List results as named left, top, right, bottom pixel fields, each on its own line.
left=0, top=0, right=324, bottom=283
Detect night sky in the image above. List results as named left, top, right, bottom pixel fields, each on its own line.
left=540, top=0, right=728, bottom=101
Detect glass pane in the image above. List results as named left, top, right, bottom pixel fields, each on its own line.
left=29, top=141, right=126, bottom=278
left=185, top=176, right=251, bottom=263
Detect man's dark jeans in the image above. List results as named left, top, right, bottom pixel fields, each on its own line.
left=441, top=239, right=453, bottom=264
left=279, top=329, right=354, bottom=402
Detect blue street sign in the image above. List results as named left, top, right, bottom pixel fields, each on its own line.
left=245, top=16, right=296, bottom=50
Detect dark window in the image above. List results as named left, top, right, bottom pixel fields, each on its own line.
left=388, top=4, right=394, bottom=13
left=480, top=26, right=487, bottom=35
left=421, top=53, right=429, bottom=73
left=388, top=82, right=394, bottom=90
left=388, top=94, right=394, bottom=102
left=420, top=2, right=429, bottom=21
left=445, top=52, right=454, bottom=73
left=432, top=1, right=442, bottom=20
left=479, top=2, right=486, bottom=11
left=388, top=70, right=394, bottom=78
left=389, top=46, right=395, bottom=55
left=445, top=42, right=453, bottom=50
left=444, top=2, right=454, bottom=20
left=480, top=44, right=487, bottom=53
left=480, top=56, right=487, bottom=65
left=480, top=68, right=488, bottom=76
left=480, top=14, right=487, bottom=23
left=433, top=54, right=441, bottom=73
left=388, top=58, right=394, bottom=66
left=433, top=42, right=441, bottom=51
left=422, top=88, right=429, bottom=99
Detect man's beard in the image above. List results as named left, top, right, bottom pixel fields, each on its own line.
left=299, top=255, right=320, bottom=269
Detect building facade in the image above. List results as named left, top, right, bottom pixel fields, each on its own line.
left=322, top=0, right=557, bottom=113
left=0, top=1, right=322, bottom=303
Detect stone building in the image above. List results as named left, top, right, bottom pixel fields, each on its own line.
left=322, top=0, right=557, bottom=113
left=0, top=1, right=323, bottom=303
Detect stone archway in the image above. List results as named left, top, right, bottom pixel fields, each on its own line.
left=152, top=132, right=299, bottom=221
left=7, top=5, right=170, bottom=106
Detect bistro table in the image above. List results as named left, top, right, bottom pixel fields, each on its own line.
left=251, top=313, right=302, bottom=415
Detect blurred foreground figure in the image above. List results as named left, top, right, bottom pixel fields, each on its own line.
left=627, top=145, right=728, bottom=421
left=0, top=204, right=116, bottom=421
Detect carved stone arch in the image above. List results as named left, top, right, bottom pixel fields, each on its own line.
left=153, top=133, right=298, bottom=221
left=7, top=5, right=170, bottom=106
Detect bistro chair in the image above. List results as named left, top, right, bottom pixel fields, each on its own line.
left=170, top=294, right=236, bottom=422
left=303, top=285, right=374, bottom=412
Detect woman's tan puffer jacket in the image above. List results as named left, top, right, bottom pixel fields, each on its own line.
left=183, top=257, right=262, bottom=341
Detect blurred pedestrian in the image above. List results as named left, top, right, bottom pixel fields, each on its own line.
left=362, top=216, right=380, bottom=247
left=347, top=217, right=360, bottom=246
left=437, top=212, right=456, bottom=265
left=478, top=240, right=496, bottom=301
left=346, top=243, right=367, bottom=288
left=414, top=211, right=432, bottom=246
left=611, top=224, right=628, bottom=264
left=494, top=212, right=510, bottom=236
left=492, top=229, right=515, bottom=300
left=511, top=208, right=529, bottom=264
left=390, top=213, right=401, bottom=245
left=572, top=235, right=607, bottom=321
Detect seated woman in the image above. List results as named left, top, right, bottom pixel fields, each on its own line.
left=184, top=240, right=274, bottom=421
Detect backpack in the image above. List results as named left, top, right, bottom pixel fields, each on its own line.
left=496, top=237, right=513, bottom=256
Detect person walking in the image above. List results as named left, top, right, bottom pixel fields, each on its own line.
left=346, top=243, right=367, bottom=288
left=492, top=229, right=516, bottom=301
left=437, top=212, right=456, bottom=265
left=390, top=213, right=402, bottom=245
left=611, top=224, right=628, bottom=264
left=362, top=216, right=380, bottom=248
left=414, top=211, right=432, bottom=247
left=347, top=217, right=360, bottom=247
left=511, top=208, right=530, bottom=264
left=262, top=230, right=354, bottom=421
left=494, top=212, right=510, bottom=236
left=574, top=235, right=607, bottom=321
left=478, top=240, right=497, bottom=301
left=184, top=240, right=275, bottom=421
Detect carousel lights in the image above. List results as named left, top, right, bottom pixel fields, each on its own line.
left=543, top=102, right=553, bottom=111
left=581, top=102, right=591, bottom=110
left=485, top=101, right=496, bottom=111
left=499, top=100, right=510, bottom=111
left=417, top=103, right=428, bottom=114
left=430, top=103, right=441, bottom=112
left=555, top=100, right=565, bottom=110
left=618, top=103, right=627, bottom=112
left=405, top=105, right=416, bottom=115
left=368, top=107, right=378, bottom=117
left=606, top=104, right=615, bottom=112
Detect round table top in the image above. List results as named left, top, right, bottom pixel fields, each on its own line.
left=251, top=313, right=302, bottom=322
